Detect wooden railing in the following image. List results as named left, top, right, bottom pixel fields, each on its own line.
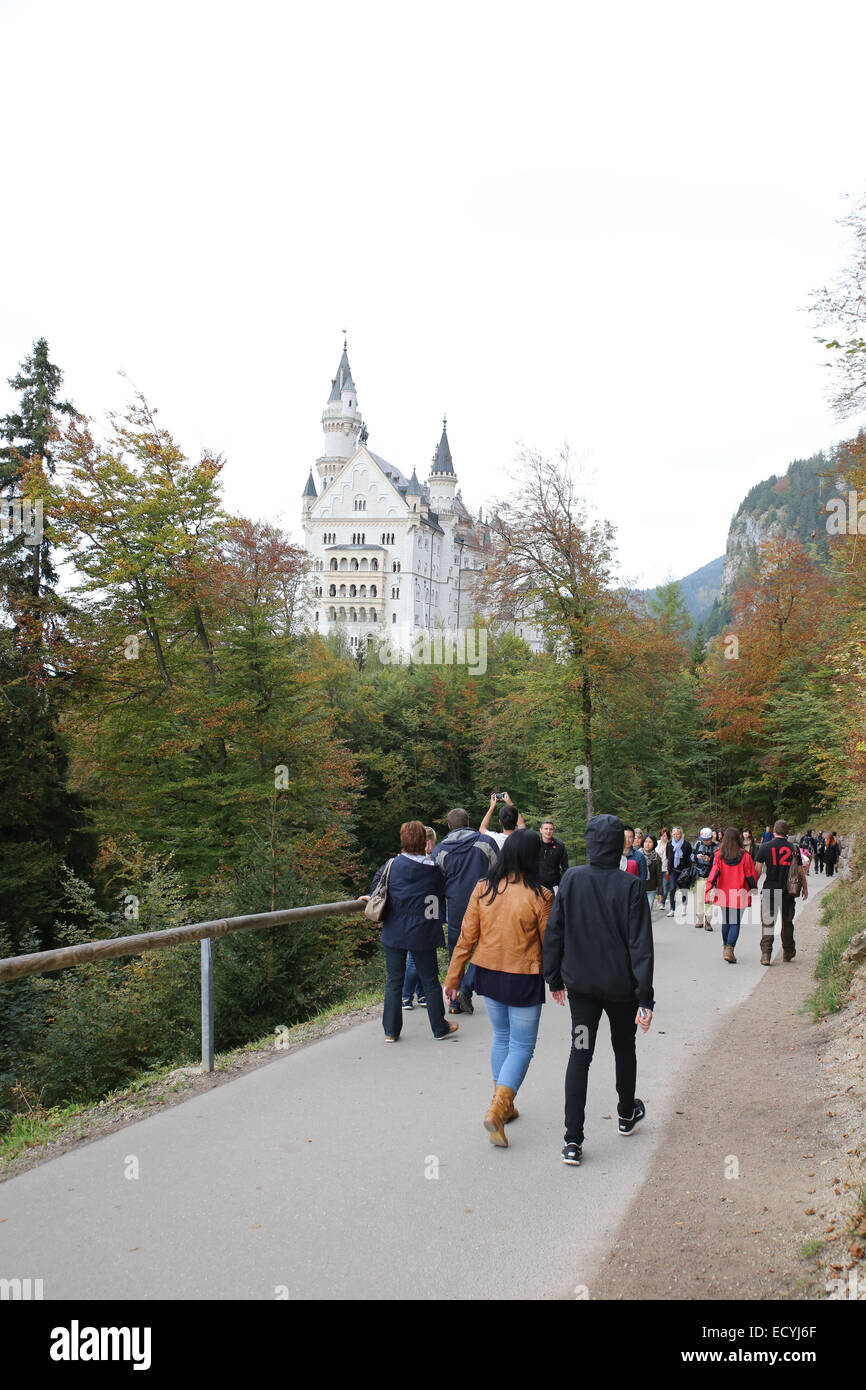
left=0, top=899, right=368, bottom=1071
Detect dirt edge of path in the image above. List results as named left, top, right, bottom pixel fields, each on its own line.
left=585, top=881, right=866, bottom=1301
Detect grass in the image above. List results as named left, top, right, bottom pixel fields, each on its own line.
left=805, top=876, right=866, bottom=1019
left=800, top=1237, right=823, bottom=1259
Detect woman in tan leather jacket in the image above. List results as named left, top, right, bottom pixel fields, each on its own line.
left=444, top=828, right=553, bottom=1147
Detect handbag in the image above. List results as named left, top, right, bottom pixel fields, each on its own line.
left=364, top=858, right=395, bottom=921
left=677, top=861, right=698, bottom=889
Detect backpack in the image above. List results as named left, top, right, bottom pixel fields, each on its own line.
left=786, top=847, right=805, bottom=897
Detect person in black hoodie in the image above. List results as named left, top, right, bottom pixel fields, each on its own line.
left=543, top=813, right=654, bottom=1165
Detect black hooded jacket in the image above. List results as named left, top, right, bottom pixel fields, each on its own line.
left=542, top=813, right=655, bottom=1009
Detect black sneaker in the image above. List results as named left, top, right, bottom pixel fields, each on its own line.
left=561, top=1141, right=582, bottom=1165
left=401, top=999, right=413, bottom=1010
left=458, top=990, right=474, bottom=1015
left=416, top=995, right=427, bottom=1006
left=618, top=1099, right=646, bottom=1135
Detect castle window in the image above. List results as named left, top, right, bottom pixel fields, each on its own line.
left=349, top=584, right=357, bottom=598
left=339, top=607, right=346, bottom=620
left=350, top=608, right=357, bottom=623
left=350, top=558, right=359, bottom=571
left=340, top=558, right=348, bottom=571
left=359, top=607, right=367, bottom=621
left=370, top=611, right=377, bottom=623
left=329, top=585, right=336, bottom=597
left=371, top=559, right=378, bottom=571
left=329, top=607, right=336, bottom=620
left=359, top=557, right=369, bottom=571
left=315, top=611, right=319, bottom=623
left=392, top=613, right=396, bottom=624
left=393, top=562, right=397, bottom=572
left=359, top=585, right=366, bottom=598
left=370, top=585, right=377, bottom=597
left=330, top=558, right=338, bottom=571
left=339, top=584, right=346, bottom=597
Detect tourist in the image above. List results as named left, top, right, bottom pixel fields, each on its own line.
left=479, top=792, right=526, bottom=850
left=704, top=827, right=757, bottom=963
left=543, top=813, right=654, bottom=1166
left=657, top=827, right=671, bottom=903
left=402, top=825, right=438, bottom=1008
left=825, top=833, right=841, bottom=877
left=692, top=827, right=717, bottom=930
left=641, top=833, right=663, bottom=912
left=368, top=821, right=457, bottom=1041
left=665, top=826, right=693, bottom=917
left=754, top=818, right=808, bottom=965
left=432, top=809, right=499, bottom=1015
left=444, top=829, right=553, bottom=1147
left=537, top=818, right=569, bottom=892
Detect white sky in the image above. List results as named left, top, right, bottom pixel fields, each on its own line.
left=2, top=0, right=865, bottom=589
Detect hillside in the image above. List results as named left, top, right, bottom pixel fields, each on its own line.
left=640, top=555, right=725, bottom=626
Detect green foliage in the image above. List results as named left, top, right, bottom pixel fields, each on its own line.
left=806, top=874, right=866, bottom=1020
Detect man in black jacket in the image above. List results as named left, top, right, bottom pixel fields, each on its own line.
left=543, top=813, right=654, bottom=1166
left=755, top=818, right=807, bottom=964
left=538, top=818, right=569, bottom=891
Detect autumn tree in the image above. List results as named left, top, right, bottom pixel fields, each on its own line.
left=480, top=445, right=630, bottom=820
left=810, top=194, right=866, bottom=420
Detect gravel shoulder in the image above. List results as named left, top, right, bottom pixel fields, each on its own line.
left=587, top=875, right=866, bottom=1300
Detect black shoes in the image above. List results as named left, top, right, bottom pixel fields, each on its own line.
left=561, top=1141, right=582, bottom=1165
left=618, top=1099, right=646, bottom=1135
left=458, top=990, right=474, bottom=1015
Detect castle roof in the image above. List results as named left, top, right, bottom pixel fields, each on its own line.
left=328, top=340, right=356, bottom=402
left=431, top=417, right=454, bottom=475
left=302, top=469, right=318, bottom=498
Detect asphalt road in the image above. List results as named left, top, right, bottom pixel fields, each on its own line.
left=0, top=882, right=830, bottom=1300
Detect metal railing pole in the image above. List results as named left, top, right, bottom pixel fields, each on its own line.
left=201, top=937, right=215, bottom=1073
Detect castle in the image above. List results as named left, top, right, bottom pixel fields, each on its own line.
left=301, top=339, right=541, bottom=655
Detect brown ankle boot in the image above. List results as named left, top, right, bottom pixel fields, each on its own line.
left=723, top=944, right=736, bottom=963
left=484, top=1085, right=516, bottom=1146
left=491, top=1088, right=518, bottom=1123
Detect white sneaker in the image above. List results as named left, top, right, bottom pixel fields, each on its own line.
left=666, top=910, right=674, bottom=917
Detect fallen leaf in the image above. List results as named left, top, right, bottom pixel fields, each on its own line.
left=804, top=1208, right=816, bottom=1215
left=250, top=1224, right=261, bottom=1229
left=848, top=1243, right=865, bottom=1259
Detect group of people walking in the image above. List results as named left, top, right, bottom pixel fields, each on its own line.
left=364, top=799, right=837, bottom=1165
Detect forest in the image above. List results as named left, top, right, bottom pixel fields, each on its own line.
left=2, top=332, right=866, bottom=1131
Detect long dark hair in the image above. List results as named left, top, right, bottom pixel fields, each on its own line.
left=719, top=827, right=742, bottom=862
left=482, top=828, right=544, bottom=903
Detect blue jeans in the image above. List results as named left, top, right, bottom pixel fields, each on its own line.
left=721, top=908, right=742, bottom=947
left=483, top=998, right=543, bottom=1093
left=666, top=868, right=688, bottom=911
left=402, top=953, right=426, bottom=1002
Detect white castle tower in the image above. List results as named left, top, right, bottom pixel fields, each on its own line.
left=316, top=337, right=365, bottom=490
left=427, top=416, right=458, bottom=514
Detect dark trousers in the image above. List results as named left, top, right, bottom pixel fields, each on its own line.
left=760, top=889, right=796, bottom=954
left=564, top=993, right=637, bottom=1144
left=383, top=946, right=448, bottom=1038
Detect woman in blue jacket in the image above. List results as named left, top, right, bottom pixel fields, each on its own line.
left=370, top=821, right=459, bottom=1042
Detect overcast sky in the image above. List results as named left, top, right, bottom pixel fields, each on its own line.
left=2, top=0, right=865, bottom=590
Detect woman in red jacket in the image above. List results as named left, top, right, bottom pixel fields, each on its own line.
left=705, top=827, right=757, bottom=964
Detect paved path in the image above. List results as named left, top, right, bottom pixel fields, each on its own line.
left=0, top=882, right=832, bottom=1300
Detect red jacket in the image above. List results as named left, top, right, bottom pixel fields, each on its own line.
left=705, top=851, right=756, bottom=904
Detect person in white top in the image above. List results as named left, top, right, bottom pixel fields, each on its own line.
left=479, top=792, right=526, bottom=849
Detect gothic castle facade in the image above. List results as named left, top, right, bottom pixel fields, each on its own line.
left=301, top=340, right=529, bottom=654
